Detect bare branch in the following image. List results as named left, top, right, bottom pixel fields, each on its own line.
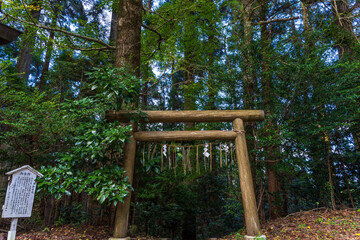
left=257, top=16, right=300, bottom=25
left=348, top=2, right=360, bottom=13
left=142, top=24, right=162, bottom=40
left=69, top=46, right=112, bottom=52
left=143, top=6, right=181, bottom=22
left=1, top=10, right=115, bottom=50
left=61, top=28, right=114, bottom=52
left=141, top=24, right=163, bottom=59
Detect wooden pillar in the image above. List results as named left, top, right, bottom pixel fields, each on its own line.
left=233, top=118, right=261, bottom=237
left=113, top=129, right=137, bottom=238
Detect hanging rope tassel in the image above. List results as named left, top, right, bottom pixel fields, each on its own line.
left=142, top=143, right=145, bottom=167
left=161, top=144, right=164, bottom=172
left=174, top=146, right=177, bottom=170
left=196, top=146, right=199, bottom=174
left=174, top=146, right=177, bottom=174
left=220, top=143, right=222, bottom=168
left=210, top=143, right=212, bottom=172
left=151, top=144, right=157, bottom=160
left=187, top=146, right=192, bottom=172
left=203, top=145, right=207, bottom=172
left=231, top=144, right=234, bottom=166
left=182, top=147, right=186, bottom=174
left=225, top=145, right=228, bottom=167
left=168, top=145, right=171, bottom=170
left=147, top=143, right=151, bottom=167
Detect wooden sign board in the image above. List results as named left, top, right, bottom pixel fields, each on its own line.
left=2, top=165, right=43, bottom=218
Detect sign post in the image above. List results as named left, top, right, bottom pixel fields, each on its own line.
left=1, top=165, right=43, bottom=240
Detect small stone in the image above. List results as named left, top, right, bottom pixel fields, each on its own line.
left=244, top=235, right=267, bottom=240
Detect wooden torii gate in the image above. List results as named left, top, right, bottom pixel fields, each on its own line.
left=107, top=110, right=266, bottom=240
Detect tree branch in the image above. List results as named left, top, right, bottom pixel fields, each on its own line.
left=257, top=16, right=300, bottom=25
left=0, top=10, right=116, bottom=50
left=61, top=29, right=114, bottom=52
left=348, top=2, right=360, bottom=13
left=143, top=6, right=181, bottom=22
left=142, top=24, right=162, bottom=40
left=141, top=24, right=163, bottom=59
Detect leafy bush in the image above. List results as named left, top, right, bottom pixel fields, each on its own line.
left=1, top=65, right=140, bottom=206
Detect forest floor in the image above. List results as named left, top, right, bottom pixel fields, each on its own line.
left=4, top=208, right=359, bottom=240
left=223, top=208, right=360, bottom=240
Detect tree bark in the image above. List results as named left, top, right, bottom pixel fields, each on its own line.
left=206, top=0, right=219, bottom=111
left=260, top=0, right=282, bottom=219
left=339, top=155, right=355, bottom=208
left=115, top=0, right=142, bottom=77
left=183, top=1, right=197, bottom=132
left=300, top=0, right=315, bottom=52
left=38, top=9, right=58, bottom=91
left=331, top=0, right=357, bottom=59
left=109, top=6, right=118, bottom=44
left=183, top=3, right=196, bottom=113
left=169, top=63, right=183, bottom=110
left=325, top=136, right=336, bottom=210
left=16, top=0, right=42, bottom=83
left=140, top=0, right=153, bottom=109
left=239, top=0, right=256, bottom=110
left=112, top=0, right=142, bottom=238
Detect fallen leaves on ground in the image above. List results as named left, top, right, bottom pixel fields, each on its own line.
left=13, top=209, right=360, bottom=240
left=222, top=208, right=360, bottom=240
left=17, top=225, right=111, bottom=240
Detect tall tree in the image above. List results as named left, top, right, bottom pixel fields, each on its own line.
left=38, top=3, right=59, bottom=91
left=112, top=0, right=142, bottom=238
left=109, top=4, right=118, bottom=44
left=15, top=0, right=41, bottom=83
left=331, top=0, right=358, bottom=59
left=331, top=0, right=360, bottom=151
left=239, top=0, right=256, bottom=110
left=183, top=3, right=196, bottom=113
left=259, top=0, right=282, bottom=219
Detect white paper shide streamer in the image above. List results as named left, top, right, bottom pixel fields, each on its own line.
left=203, top=143, right=210, bottom=158
left=163, top=144, right=167, bottom=157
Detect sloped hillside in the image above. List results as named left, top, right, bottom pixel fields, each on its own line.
left=223, top=209, right=360, bottom=240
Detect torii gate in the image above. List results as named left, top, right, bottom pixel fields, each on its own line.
left=107, top=110, right=266, bottom=240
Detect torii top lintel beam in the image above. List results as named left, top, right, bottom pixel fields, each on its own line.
left=106, top=110, right=265, bottom=123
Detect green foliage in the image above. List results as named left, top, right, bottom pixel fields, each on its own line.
left=234, top=232, right=244, bottom=240
left=0, top=77, right=68, bottom=166
left=37, top=66, right=140, bottom=205
left=1, top=65, right=140, bottom=205
left=0, top=60, right=18, bottom=82
left=86, top=65, right=140, bottom=110
left=80, top=165, right=131, bottom=205
left=55, top=203, right=89, bottom=225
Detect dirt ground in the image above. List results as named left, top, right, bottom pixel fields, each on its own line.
left=2, top=208, right=359, bottom=240
left=223, top=208, right=360, bottom=240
